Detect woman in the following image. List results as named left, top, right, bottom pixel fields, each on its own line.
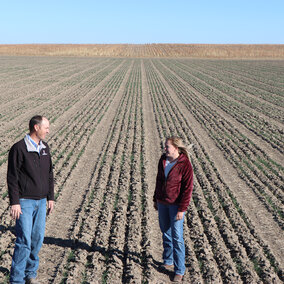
left=153, top=136, right=194, bottom=283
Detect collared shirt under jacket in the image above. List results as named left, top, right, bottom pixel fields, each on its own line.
left=7, top=136, right=54, bottom=205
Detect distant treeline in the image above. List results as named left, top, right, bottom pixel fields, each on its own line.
left=0, top=44, right=283, bottom=58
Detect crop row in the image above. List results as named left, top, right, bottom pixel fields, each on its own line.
left=0, top=59, right=130, bottom=213
left=0, top=59, right=79, bottom=90
left=48, top=60, right=132, bottom=202
left=150, top=59, right=284, bottom=229
left=0, top=58, right=282, bottom=283
left=144, top=59, right=282, bottom=283
left=0, top=59, right=123, bottom=158
left=0, top=57, right=77, bottom=84
left=46, top=60, right=150, bottom=283
left=0, top=59, right=120, bottom=123
left=0, top=59, right=130, bottom=231
left=0, top=59, right=100, bottom=106
left=0, top=59, right=134, bottom=282
left=80, top=61, right=150, bottom=283
left=174, top=59, right=283, bottom=121
left=205, top=60, right=284, bottom=88
left=160, top=59, right=284, bottom=154
left=181, top=60, right=284, bottom=108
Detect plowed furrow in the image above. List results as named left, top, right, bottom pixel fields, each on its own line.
left=163, top=59, right=284, bottom=151
left=179, top=60, right=284, bottom=109
left=0, top=59, right=134, bottom=282
left=0, top=59, right=105, bottom=110
left=0, top=59, right=119, bottom=128
left=153, top=60, right=284, bottom=224
left=187, top=60, right=284, bottom=101
left=0, top=60, right=128, bottom=208
left=144, top=59, right=282, bottom=283
left=51, top=62, right=136, bottom=283
left=0, top=58, right=283, bottom=284
left=0, top=57, right=78, bottom=86
left=200, top=60, right=284, bottom=89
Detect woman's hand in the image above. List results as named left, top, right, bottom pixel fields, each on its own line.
left=176, top=211, right=184, bottom=220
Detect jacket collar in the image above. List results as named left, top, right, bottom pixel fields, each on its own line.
left=162, top=153, right=186, bottom=168
left=24, top=134, right=46, bottom=153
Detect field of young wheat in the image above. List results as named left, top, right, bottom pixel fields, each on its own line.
left=0, top=56, right=283, bottom=283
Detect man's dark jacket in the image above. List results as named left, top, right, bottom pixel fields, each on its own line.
left=153, top=153, right=193, bottom=212
left=7, top=138, right=54, bottom=205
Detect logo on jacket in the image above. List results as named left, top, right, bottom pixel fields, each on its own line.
left=41, top=150, right=48, bottom=156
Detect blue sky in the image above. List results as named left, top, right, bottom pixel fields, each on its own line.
left=0, top=0, right=283, bottom=44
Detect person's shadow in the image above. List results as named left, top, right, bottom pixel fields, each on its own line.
left=0, top=226, right=175, bottom=279
left=43, top=236, right=172, bottom=276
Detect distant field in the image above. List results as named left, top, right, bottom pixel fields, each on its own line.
left=0, top=44, right=284, bottom=58
left=0, top=56, right=283, bottom=283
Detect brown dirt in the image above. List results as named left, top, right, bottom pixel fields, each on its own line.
left=0, top=57, right=283, bottom=284
left=150, top=59, right=284, bottom=270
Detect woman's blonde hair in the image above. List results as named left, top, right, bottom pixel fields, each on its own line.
left=166, top=136, right=192, bottom=159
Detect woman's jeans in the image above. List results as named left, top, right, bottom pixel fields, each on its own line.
left=10, top=198, right=46, bottom=284
left=158, top=203, right=185, bottom=275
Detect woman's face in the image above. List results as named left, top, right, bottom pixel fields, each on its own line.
left=164, top=140, right=178, bottom=159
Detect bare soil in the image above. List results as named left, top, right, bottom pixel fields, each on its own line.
left=0, top=57, right=283, bottom=284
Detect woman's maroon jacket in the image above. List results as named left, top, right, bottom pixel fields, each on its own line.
left=153, top=153, right=194, bottom=212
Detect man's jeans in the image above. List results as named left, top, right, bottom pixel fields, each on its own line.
left=158, top=203, right=185, bottom=275
left=10, top=198, right=46, bottom=284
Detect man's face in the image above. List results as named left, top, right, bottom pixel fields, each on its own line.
left=35, top=118, right=50, bottom=140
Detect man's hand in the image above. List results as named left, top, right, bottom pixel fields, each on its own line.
left=176, top=211, right=184, bottom=220
left=10, top=204, right=22, bottom=220
left=47, top=200, right=54, bottom=215
left=154, top=202, right=158, bottom=210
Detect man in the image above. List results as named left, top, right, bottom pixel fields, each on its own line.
left=7, top=115, right=54, bottom=284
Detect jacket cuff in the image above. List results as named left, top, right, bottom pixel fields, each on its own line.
left=178, top=206, right=187, bottom=212
left=47, top=194, right=54, bottom=201
left=10, top=197, right=20, bottom=206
